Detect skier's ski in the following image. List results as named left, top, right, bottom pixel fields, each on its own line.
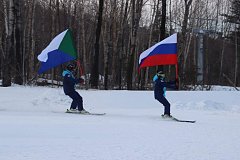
left=66, top=109, right=106, bottom=116
left=171, top=117, right=196, bottom=123
left=161, top=115, right=196, bottom=123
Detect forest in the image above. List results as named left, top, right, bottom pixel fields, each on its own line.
left=0, top=0, right=239, bottom=90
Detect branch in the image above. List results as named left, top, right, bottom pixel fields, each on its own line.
left=222, top=73, right=239, bottom=91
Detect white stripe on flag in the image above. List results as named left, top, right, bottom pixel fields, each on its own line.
left=37, top=29, right=68, bottom=62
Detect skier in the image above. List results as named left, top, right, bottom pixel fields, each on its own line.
left=62, top=63, right=89, bottom=113
left=153, top=70, right=177, bottom=118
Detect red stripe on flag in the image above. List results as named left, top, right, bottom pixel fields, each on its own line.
left=139, top=54, right=177, bottom=69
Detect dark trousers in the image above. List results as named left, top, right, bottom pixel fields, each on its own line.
left=155, top=96, right=170, bottom=115
left=67, top=91, right=83, bottom=111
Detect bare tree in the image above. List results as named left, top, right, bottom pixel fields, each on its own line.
left=160, top=0, right=166, bottom=41
left=0, top=0, right=6, bottom=79
left=116, top=0, right=130, bottom=89
left=127, top=0, right=143, bottom=90
left=230, top=0, right=240, bottom=86
left=143, top=0, right=159, bottom=89
left=29, top=0, right=36, bottom=80
left=2, top=0, right=14, bottom=86
left=234, top=24, right=238, bottom=86
left=90, top=0, right=104, bottom=88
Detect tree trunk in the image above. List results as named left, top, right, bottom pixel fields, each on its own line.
left=67, top=0, right=72, bottom=27
left=144, top=0, right=158, bottom=89
left=234, top=24, right=238, bottom=86
left=90, top=0, right=104, bottom=88
left=29, top=0, right=36, bottom=80
left=104, top=1, right=114, bottom=90
left=116, top=0, right=129, bottom=89
left=13, top=0, right=23, bottom=85
left=2, top=0, right=14, bottom=87
left=50, top=0, right=55, bottom=86
left=127, top=0, right=143, bottom=90
left=80, top=0, right=88, bottom=88
left=0, top=32, right=4, bottom=78
left=160, top=0, right=166, bottom=41
left=110, top=0, right=117, bottom=88
left=103, top=20, right=110, bottom=90
left=156, top=0, right=167, bottom=73
left=179, top=0, right=193, bottom=85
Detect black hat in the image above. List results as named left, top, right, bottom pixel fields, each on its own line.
left=157, top=71, right=165, bottom=78
left=67, top=63, right=75, bottom=71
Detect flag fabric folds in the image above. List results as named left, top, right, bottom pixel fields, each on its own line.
left=138, top=33, right=177, bottom=69
left=37, top=29, right=77, bottom=74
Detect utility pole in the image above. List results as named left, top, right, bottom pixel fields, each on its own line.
left=195, top=29, right=204, bottom=84
left=192, top=18, right=216, bottom=85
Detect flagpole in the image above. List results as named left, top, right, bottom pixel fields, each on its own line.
left=175, top=64, right=178, bottom=79
left=175, top=63, right=179, bottom=90
left=76, top=60, right=83, bottom=76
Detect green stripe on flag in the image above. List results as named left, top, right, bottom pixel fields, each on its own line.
left=58, top=30, right=77, bottom=59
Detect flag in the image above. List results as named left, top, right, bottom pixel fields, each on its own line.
left=138, top=33, right=177, bottom=69
left=37, top=29, right=77, bottom=74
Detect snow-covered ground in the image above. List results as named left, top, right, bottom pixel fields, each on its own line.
left=0, top=85, right=240, bottom=160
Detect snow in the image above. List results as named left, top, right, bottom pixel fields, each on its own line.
left=0, top=85, right=240, bottom=160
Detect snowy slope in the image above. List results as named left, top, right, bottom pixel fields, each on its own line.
left=0, top=86, right=240, bottom=160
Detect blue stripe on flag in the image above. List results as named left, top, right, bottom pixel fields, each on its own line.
left=149, top=43, right=177, bottom=56
left=38, top=50, right=75, bottom=74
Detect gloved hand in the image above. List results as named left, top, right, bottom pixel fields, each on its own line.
left=72, top=70, right=77, bottom=77
left=76, top=78, right=84, bottom=84
left=79, top=78, right=84, bottom=84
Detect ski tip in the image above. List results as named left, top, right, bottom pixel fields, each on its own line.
left=184, top=120, right=196, bottom=123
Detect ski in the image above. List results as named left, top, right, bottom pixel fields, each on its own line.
left=171, top=117, right=196, bottom=123
left=66, top=109, right=106, bottom=116
left=161, top=115, right=196, bottom=123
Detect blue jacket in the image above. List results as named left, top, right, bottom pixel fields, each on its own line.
left=62, top=70, right=83, bottom=95
left=153, top=75, right=176, bottom=99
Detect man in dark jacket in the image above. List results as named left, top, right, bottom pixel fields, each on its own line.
left=62, top=63, right=88, bottom=113
left=153, top=71, right=176, bottom=117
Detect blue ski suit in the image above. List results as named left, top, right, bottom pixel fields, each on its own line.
left=62, top=70, right=84, bottom=111
left=153, top=75, right=176, bottom=115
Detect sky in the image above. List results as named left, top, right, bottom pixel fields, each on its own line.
left=0, top=85, right=240, bottom=160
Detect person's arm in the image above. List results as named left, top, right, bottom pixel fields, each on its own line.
left=64, top=74, right=79, bottom=84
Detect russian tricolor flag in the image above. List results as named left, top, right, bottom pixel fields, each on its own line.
left=139, top=33, right=177, bottom=69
